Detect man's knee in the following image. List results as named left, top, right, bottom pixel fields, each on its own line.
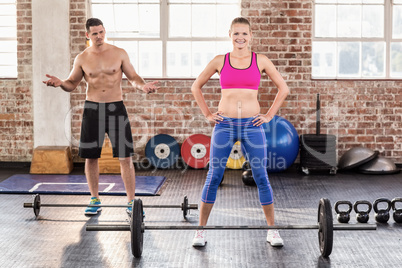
left=86, top=158, right=98, bottom=165
left=119, top=157, right=133, bottom=167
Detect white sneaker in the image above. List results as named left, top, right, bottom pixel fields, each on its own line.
left=266, top=229, right=284, bottom=247
left=192, top=230, right=207, bottom=247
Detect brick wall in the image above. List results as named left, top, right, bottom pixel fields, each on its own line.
left=0, top=0, right=33, bottom=161
left=69, top=0, right=87, bottom=161
left=1, top=0, right=401, bottom=164
left=242, top=0, right=402, bottom=161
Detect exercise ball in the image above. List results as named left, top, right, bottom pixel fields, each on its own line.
left=262, top=115, right=299, bottom=172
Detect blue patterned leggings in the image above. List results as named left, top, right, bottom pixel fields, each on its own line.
left=201, top=116, right=274, bottom=206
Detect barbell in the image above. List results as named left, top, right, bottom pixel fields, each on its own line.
left=86, top=198, right=377, bottom=258
left=23, top=194, right=197, bottom=219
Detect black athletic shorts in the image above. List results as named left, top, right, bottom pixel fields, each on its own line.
left=78, top=100, right=134, bottom=159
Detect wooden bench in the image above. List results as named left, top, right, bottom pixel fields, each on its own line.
left=30, top=146, right=73, bottom=174
left=98, top=138, right=121, bottom=174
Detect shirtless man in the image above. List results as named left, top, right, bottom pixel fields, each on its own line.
left=43, top=18, right=158, bottom=215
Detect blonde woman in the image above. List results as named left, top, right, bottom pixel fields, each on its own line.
left=191, top=17, right=289, bottom=247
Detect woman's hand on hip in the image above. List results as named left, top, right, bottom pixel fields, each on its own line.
left=252, top=114, right=273, bottom=126
left=207, top=111, right=224, bottom=124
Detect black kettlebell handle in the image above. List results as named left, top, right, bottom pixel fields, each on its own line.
left=334, top=200, right=352, bottom=214
left=391, top=198, right=402, bottom=211
left=373, top=198, right=392, bottom=213
left=353, top=200, right=372, bottom=214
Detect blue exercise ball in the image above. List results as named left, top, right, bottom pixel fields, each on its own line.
left=262, top=115, right=299, bottom=172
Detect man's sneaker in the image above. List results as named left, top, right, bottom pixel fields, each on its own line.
left=85, top=197, right=101, bottom=216
left=126, top=199, right=145, bottom=218
left=266, top=229, right=284, bottom=247
left=192, top=230, right=207, bottom=247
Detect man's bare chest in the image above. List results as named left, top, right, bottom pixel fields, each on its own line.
left=82, top=54, right=122, bottom=78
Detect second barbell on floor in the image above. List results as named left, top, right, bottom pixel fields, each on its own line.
left=23, top=194, right=198, bottom=219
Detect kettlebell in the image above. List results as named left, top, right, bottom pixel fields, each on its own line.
left=241, top=169, right=255, bottom=186
left=242, top=161, right=251, bottom=171
left=373, top=198, right=391, bottom=223
left=353, top=200, right=372, bottom=223
left=334, top=200, right=352, bottom=223
left=391, top=197, right=402, bottom=224
left=219, top=174, right=224, bottom=186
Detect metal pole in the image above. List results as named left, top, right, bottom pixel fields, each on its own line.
left=86, top=223, right=377, bottom=232
left=332, top=224, right=376, bottom=230
left=316, top=93, right=320, bottom=135
left=145, top=225, right=320, bottom=230
left=24, top=203, right=197, bottom=209
left=87, top=225, right=131, bottom=231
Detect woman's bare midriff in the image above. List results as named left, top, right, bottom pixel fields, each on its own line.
left=218, top=88, right=261, bottom=118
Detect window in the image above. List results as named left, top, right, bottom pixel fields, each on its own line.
left=90, top=0, right=240, bottom=78
left=0, top=0, right=17, bottom=78
left=313, top=0, right=402, bottom=79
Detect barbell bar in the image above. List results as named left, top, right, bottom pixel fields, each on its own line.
left=24, top=194, right=197, bottom=219
left=86, top=224, right=374, bottom=231
left=86, top=198, right=377, bottom=258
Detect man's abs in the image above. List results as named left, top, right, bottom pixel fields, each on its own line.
left=81, top=46, right=125, bottom=102
left=84, top=73, right=123, bottom=103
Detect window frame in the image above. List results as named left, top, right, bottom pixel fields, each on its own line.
left=89, top=0, right=240, bottom=79
left=0, top=1, right=17, bottom=79
left=312, top=0, right=402, bottom=80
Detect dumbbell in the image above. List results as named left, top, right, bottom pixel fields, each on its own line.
left=334, top=201, right=352, bottom=223
left=373, top=198, right=392, bottom=223
left=354, top=200, right=372, bottom=223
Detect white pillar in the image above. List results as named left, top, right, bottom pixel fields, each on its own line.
left=32, top=0, right=71, bottom=147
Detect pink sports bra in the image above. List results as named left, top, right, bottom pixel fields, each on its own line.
left=220, top=52, right=261, bottom=90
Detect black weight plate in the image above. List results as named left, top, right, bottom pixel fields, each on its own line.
left=300, top=155, right=334, bottom=163
left=301, top=138, right=336, bottom=150
left=300, top=166, right=335, bottom=172
left=318, top=198, right=333, bottom=258
left=300, top=158, right=336, bottom=167
left=33, top=194, right=41, bottom=218
left=300, top=134, right=337, bottom=142
left=301, top=147, right=337, bottom=154
left=301, top=138, right=337, bottom=145
left=301, top=145, right=337, bottom=151
left=301, top=162, right=336, bottom=169
left=300, top=138, right=336, bottom=146
left=300, top=152, right=336, bottom=167
left=301, top=148, right=337, bottom=155
left=182, top=196, right=188, bottom=218
left=300, top=148, right=336, bottom=155
left=300, top=141, right=337, bottom=149
left=300, top=136, right=336, bottom=143
left=145, top=134, right=180, bottom=169
left=300, top=145, right=337, bottom=153
left=131, top=199, right=144, bottom=258
left=300, top=150, right=337, bottom=160
left=300, top=153, right=337, bottom=161
left=300, top=144, right=337, bottom=152
left=300, top=156, right=336, bottom=165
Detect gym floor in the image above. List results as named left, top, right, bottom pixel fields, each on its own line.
left=1, top=165, right=401, bottom=268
